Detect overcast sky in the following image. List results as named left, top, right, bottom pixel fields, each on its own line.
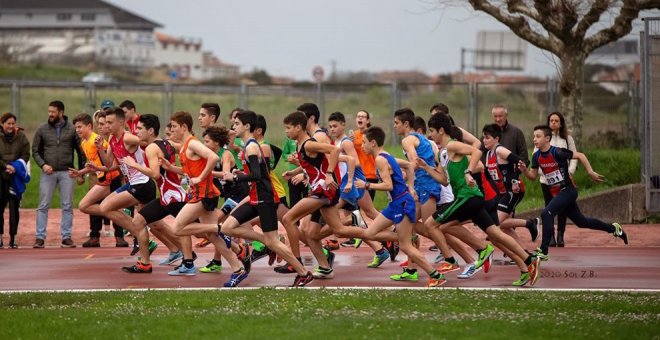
left=107, top=0, right=657, bottom=81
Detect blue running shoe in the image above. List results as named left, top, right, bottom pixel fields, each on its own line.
left=159, top=251, right=183, bottom=265
left=217, top=230, right=232, bottom=249
left=367, top=249, right=390, bottom=268
left=168, top=264, right=196, bottom=276
left=223, top=269, right=248, bottom=287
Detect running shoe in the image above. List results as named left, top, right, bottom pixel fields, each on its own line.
left=351, top=210, right=367, bottom=228
left=168, top=265, right=196, bottom=276
left=223, top=269, right=248, bottom=287
left=130, top=238, right=139, bottom=256
left=354, top=239, right=363, bottom=249
left=512, top=272, right=530, bottom=287
left=433, top=253, right=445, bottom=265
left=326, top=249, right=336, bottom=268
left=274, top=262, right=296, bottom=274
left=195, top=238, right=211, bottom=248
left=475, top=244, right=495, bottom=273
left=217, top=231, right=232, bottom=249
left=312, top=267, right=334, bottom=279
left=291, top=271, right=314, bottom=287
left=386, top=241, right=399, bottom=262
left=251, top=248, right=269, bottom=262
left=457, top=263, right=482, bottom=279
left=533, top=248, right=550, bottom=262
left=437, top=262, right=460, bottom=274
left=122, top=262, right=152, bottom=273
left=427, top=275, right=447, bottom=287
left=527, top=217, right=540, bottom=242
left=367, top=250, right=390, bottom=268
left=148, top=240, right=158, bottom=255
left=238, top=245, right=252, bottom=274
left=324, top=239, right=340, bottom=250
left=390, top=270, right=419, bottom=282
left=267, top=247, right=277, bottom=266
left=399, top=259, right=409, bottom=267
left=199, top=261, right=223, bottom=273
left=612, top=222, right=629, bottom=245
left=528, top=256, right=541, bottom=286
left=159, top=251, right=184, bottom=265
left=340, top=239, right=357, bottom=247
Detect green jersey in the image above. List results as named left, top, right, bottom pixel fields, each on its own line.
left=446, top=146, right=483, bottom=199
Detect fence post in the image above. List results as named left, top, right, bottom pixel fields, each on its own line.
left=11, top=81, right=20, bottom=122
left=390, top=81, right=400, bottom=146
left=628, top=78, right=638, bottom=148
left=239, top=83, right=248, bottom=109
left=468, top=82, right=477, bottom=134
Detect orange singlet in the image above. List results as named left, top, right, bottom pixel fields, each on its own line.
left=180, top=135, right=219, bottom=203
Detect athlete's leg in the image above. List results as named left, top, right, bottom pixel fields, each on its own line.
left=282, top=198, right=325, bottom=258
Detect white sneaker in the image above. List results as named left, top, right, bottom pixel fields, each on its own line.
left=351, top=210, right=367, bottom=229
left=457, top=263, right=482, bottom=279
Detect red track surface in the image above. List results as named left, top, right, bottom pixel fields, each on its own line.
left=1, top=209, right=659, bottom=290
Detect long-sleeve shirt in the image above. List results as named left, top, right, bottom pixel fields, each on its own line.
left=281, top=137, right=298, bottom=171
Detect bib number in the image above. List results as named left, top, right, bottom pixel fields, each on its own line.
left=545, top=169, right=564, bottom=185
left=488, top=169, right=500, bottom=181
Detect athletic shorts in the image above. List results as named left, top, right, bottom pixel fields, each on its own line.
left=339, top=167, right=366, bottom=206
left=139, top=200, right=187, bottom=224
left=230, top=202, right=279, bottom=232
left=484, top=198, right=500, bottom=225
left=497, top=191, right=525, bottom=214
left=201, top=196, right=220, bottom=212
left=414, top=181, right=442, bottom=205
left=308, top=180, right=339, bottom=207
left=382, top=193, right=417, bottom=225
left=432, top=196, right=495, bottom=232
left=117, top=180, right=157, bottom=204
left=279, top=196, right=289, bottom=209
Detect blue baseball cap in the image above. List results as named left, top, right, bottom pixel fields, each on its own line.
left=100, top=99, right=115, bottom=109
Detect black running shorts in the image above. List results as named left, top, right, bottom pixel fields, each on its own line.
left=139, top=199, right=187, bottom=224
left=230, top=202, right=279, bottom=233
left=127, top=180, right=157, bottom=204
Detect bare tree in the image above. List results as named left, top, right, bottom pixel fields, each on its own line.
left=445, top=0, right=660, bottom=143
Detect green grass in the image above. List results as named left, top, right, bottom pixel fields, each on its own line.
left=0, top=289, right=658, bottom=339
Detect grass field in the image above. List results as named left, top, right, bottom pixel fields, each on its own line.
left=0, top=289, right=658, bottom=339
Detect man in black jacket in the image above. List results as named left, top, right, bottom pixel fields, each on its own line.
left=32, top=100, right=85, bottom=248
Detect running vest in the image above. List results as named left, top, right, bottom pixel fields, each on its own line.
left=486, top=144, right=525, bottom=194
left=216, top=147, right=249, bottom=200
left=109, top=132, right=149, bottom=185
left=446, top=141, right=483, bottom=199
left=152, top=140, right=186, bottom=205
left=532, top=146, right=575, bottom=197
left=241, top=138, right=279, bottom=205
left=298, top=137, right=341, bottom=193
left=404, top=132, right=438, bottom=187
left=437, top=147, right=455, bottom=204
left=180, top=135, right=219, bottom=202
left=376, top=152, right=408, bottom=202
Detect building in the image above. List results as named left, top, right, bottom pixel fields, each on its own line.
left=0, top=0, right=161, bottom=71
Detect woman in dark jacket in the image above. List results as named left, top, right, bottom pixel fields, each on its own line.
left=0, top=112, right=30, bottom=248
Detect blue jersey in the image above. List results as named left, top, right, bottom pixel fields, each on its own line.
left=377, top=152, right=408, bottom=201
left=378, top=152, right=416, bottom=224
left=404, top=132, right=441, bottom=204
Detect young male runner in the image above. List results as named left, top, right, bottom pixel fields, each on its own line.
left=220, top=110, right=313, bottom=287
left=518, top=125, right=628, bottom=260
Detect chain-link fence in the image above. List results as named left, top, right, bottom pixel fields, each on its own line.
left=641, top=17, right=660, bottom=213
left=0, top=78, right=640, bottom=149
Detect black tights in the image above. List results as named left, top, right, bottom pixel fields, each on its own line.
left=0, top=178, right=20, bottom=237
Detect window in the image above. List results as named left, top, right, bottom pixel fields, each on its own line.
left=57, top=13, right=72, bottom=21
left=81, top=13, right=96, bottom=21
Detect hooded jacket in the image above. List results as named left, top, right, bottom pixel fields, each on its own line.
left=0, top=127, right=30, bottom=181
left=32, top=115, right=85, bottom=172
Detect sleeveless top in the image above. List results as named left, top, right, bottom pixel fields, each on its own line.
left=180, top=135, right=219, bottom=202
left=109, top=132, right=149, bottom=185
left=446, top=141, right=483, bottom=199
left=404, top=132, right=437, bottom=187
left=376, top=152, right=409, bottom=202
left=297, top=137, right=341, bottom=191
left=152, top=140, right=186, bottom=205
left=216, top=147, right=249, bottom=201
left=241, top=138, right=279, bottom=205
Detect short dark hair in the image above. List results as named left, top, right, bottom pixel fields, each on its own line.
left=297, top=103, right=320, bottom=124
left=73, top=113, right=93, bottom=126
left=394, top=108, right=415, bottom=128
left=430, top=103, right=449, bottom=115
left=428, top=113, right=452, bottom=135
left=283, top=111, right=307, bottom=130
left=139, top=114, right=160, bottom=135
left=201, top=103, right=220, bottom=123
left=534, top=125, right=552, bottom=137
left=255, top=114, right=267, bottom=136
left=413, top=116, right=427, bottom=134
left=106, top=107, right=125, bottom=120
left=171, top=111, right=193, bottom=131
left=236, top=110, right=257, bottom=133
left=119, top=100, right=136, bottom=110
left=482, top=123, right=502, bottom=140
left=49, top=100, right=65, bottom=112
left=328, top=111, right=345, bottom=123
left=203, top=126, right=230, bottom=147
left=1, top=112, right=17, bottom=124
left=364, top=126, right=385, bottom=147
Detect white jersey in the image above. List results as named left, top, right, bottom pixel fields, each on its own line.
left=439, top=147, right=454, bottom=204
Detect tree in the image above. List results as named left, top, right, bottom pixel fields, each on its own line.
left=446, top=0, right=660, bottom=144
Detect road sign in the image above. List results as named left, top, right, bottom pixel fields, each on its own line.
left=312, top=66, right=324, bottom=82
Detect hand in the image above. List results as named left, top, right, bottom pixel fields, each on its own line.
left=517, top=160, right=528, bottom=172
left=86, top=162, right=100, bottom=171
left=414, top=157, right=429, bottom=169
left=159, top=156, right=172, bottom=170
left=354, top=179, right=366, bottom=189
left=94, top=135, right=105, bottom=149
left=325, top=174, right=338, bottom=190
left=122, top=156, right=138, bottom=168
left=588, top=171, right=605, bottom=183
left=190, top=177, right=202, bottom=185
left=42, top=164, right=53, bottom=175
left=223, top=172, right=234, bottom=181
left=343, top=182, right=353, bottom=193
left=287, top=154, right=300, bottom=166
left=75, top=176, right=85, bottom=185
left=5, top=164, right=15, bottom=174
left=282, top=171, right=292, bottom=181
left=465, top=173, right=476, bottom=187
left=228, top=129, right=237, bottom=138
left=291, top=173, right=306, bottom=185
left=67, top=168, right=79, bottom=178
left=409, top=187, right=419, bottom=202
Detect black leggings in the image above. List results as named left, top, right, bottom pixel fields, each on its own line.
left=541, top=184, right=567, bottom=234
left=0, top=178, right=20, bottom=236
left=540, top=186, right=614, bottom=253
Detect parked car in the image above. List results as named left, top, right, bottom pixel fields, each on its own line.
left=82, top=72, right=116, bottom=83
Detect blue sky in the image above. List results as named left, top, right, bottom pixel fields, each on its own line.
left=107, top=0, right=657, bottom=80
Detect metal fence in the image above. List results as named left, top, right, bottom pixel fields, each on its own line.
left=0, top=78, right=640, bottom=149
left=641, top=17, right=660, bottom=213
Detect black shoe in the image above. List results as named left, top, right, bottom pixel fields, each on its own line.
left=385, top=241, right=399, bottom=262
left=557, top=231, right=565, bottom=247
left=83, top=237, right=101, bottom=248
left=122, top=262, right=153, bottom=273
left=251, top=248, right=269, bottom=262
left=290, top=271, right=314, bottom=287
left=340, top=239, right=356, bottom=247
left=9, top=242, right=18, bottom=249
left=274, top=262, right=296, bottom=274
left=237, top=244, right=252, bottom=274
left=526, top=218, right=540, bottom=242
left=130, top=238, right=140, bottom=256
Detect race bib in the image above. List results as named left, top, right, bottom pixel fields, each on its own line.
left=545, top=169, right=564, bottom=185
left=488, top=169, right=500, bottom=181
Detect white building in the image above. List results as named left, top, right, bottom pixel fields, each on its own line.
left=0, top=0, right=161, bottom=71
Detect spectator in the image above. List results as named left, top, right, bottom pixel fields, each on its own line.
left=32, top=100, right=85, bottom=248
left=489, top=104, right=528, bottom=164
left=0, top=112, right=30, bottom=248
